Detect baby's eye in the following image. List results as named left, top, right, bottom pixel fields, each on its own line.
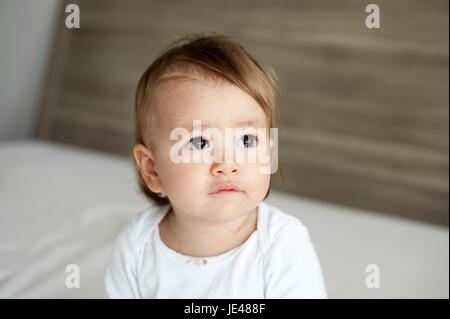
left=188, top=136, right=209, bottom=150
left=238, top=134, right=258, bottom=148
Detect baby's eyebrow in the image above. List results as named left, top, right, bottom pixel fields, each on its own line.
left=232, top=120, right=264, bottom=127
left=179, top=119, right=265, bottom=130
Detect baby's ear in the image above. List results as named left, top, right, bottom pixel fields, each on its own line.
left=133, top=144, right=164, bottom=193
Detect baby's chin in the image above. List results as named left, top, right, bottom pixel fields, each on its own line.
left=177, top=197, right=258, bottom=222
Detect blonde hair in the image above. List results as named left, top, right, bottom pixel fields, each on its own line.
left=133, top=32, right=284, bottom=205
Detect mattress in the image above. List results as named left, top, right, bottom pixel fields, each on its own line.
left=0, top=139, right=448, bottom=298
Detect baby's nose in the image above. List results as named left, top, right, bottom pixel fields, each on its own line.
left=211, top=162, right=240, bottom=176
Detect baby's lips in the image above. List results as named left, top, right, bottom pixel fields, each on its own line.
left=209, top=183, right=242, bottom=194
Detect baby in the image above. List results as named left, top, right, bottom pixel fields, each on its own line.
left=104, top=33, right=327, bottom=298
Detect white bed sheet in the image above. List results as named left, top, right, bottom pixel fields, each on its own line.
left=0, top=139, right=448, bottom=298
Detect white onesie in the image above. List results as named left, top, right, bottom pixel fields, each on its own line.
left=104, top=201, right=327, bottom=298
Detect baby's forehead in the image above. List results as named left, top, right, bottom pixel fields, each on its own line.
left=155, top=107, right=268, bottom=133
left=152, top=78, right=269, bottom=132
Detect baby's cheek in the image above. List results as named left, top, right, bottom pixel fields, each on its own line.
left=244, top=164, right=270, bottom=193
left=165, top=163, right=202, bottom=192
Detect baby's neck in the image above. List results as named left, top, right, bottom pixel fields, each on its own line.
left=158, top=206, right=258, bottom=258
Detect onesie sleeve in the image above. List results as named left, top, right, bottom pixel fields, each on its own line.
left=104, top=220, right=142, bottom=299
left=263, top=223, right=328, bottom=299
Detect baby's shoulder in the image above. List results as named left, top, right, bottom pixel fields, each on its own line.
left=119, top=204, right=170, bottom=251
left=259, top=202, right=311, bottom=253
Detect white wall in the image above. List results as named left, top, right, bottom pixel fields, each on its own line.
left=0, top=0, right=61, bottom=141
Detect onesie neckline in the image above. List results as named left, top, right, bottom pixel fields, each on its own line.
left=154, top=203, right=263, bottom=266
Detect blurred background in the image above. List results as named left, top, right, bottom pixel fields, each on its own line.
left=0, top=0, right=448, bottom=298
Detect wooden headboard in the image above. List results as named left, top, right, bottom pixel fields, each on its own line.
left=36, top=0, right=449, bottom=225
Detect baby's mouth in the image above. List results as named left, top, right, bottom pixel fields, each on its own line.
left=212, top=189, right=242, bottom=194
left=209, top=183, right=242, bottom=194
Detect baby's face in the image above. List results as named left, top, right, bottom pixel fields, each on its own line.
left=148, top=78, right=272, bottom=222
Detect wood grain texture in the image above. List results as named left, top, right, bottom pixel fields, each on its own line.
left=36, top=0, right=449, bottom=225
